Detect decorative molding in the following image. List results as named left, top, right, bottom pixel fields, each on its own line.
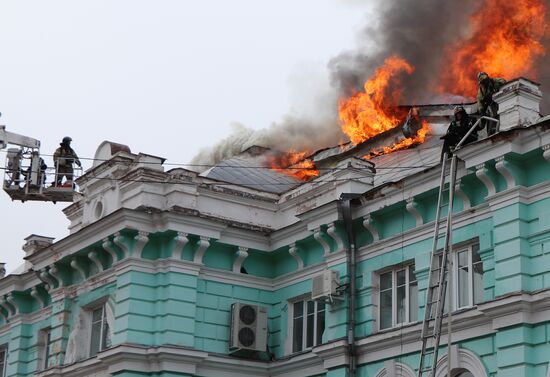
left=88, top=251, right=104, bottom=273
left=49, top=265, right=63, bottom=288
left=313, top=228, right=331, bottom=256
left=434, top=347, right=488, bottom=377
left=327, top=222, right=344, bottom=252
left=233, top=247, right=249, bottom=273
left=6, top=294, right=18, bottom=316
left=363, top=215, right=380, bottom=242
left=406, top=198, right=423, bottom=227
left=288, top=243, right=304, bottom=270
left=543, top=144, right=550, bottom=163
left=374, top=360, right=416, bottom=377
left=193, top=236, right=211, bottom=264
left=102, top=237, right=119, bottom=264
left=39, top=268, right=56, bottom=291
left=454, top=178, right=471, bottom=210
left=30, top=287, right=46, bottom=308
left=113, top=232, right=130, bottom=259
left=475, top=163, right=497, bottom=196
left=494, top=155, right=524, bottom=190
left=133, top=231, right=150, bottom=259
left=171, top=232, right=189, bottom=259
left=0, top=297, right=13, bottom=317
left=70, top=258, right=87, bottom=281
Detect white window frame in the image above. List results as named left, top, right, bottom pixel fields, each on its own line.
left=377, top=263, right=418, bottom=330
left=287, top=297, right=326, bottom=354
left=450, top=243, right=483, bottom=310
left=37, top=328, right=52, bottom=370
left=89, top=304, right=111, bottom=357
left=0, top=345, right=7, bottom=377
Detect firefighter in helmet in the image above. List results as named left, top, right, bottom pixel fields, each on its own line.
left=477, top=72, right=506, bottom=135
left=53, top=136, right=81, bottom=186
left=441, top=106, right=478, bottom=161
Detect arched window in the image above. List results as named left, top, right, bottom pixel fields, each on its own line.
left=374, top=360, right=416, bottom=377
left=434, top=347, right=488, bottom=377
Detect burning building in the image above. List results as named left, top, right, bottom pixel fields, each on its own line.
left=0, top=76, right=549, bottom=377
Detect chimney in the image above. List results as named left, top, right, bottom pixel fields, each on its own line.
left=493, top=77, right=542, bottom=132
left=23, top=234, right=55, bottom=257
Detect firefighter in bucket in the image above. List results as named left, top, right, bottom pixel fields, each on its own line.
left=53, top=136, right=81, bottom=186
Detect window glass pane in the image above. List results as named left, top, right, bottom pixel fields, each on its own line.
left=306, top=301, right=315, bottom=348
left=457, top=251, right=470, bottom=308
left=44, top=331, right=51, bottom=369
left=102, top=320, right=111, bottom=350
left=0, top=349, right=5, bottom=377
left=293, top=302, right=303, bottom=319
left=396, top=269, right=406, bottom=287
left=380, top=286, right=393, bottom=329
left=396, top=283, right=406, bottom=324
left=92, top=308, right=102, bottom=323
left=90, top=321, right=102, bottom=356
left=380, top=272, right=392, bottom=290
left=409, top=278, right=418, bottom=322
left=316, top=304, right=325, bottom=346
left=472, top=248, right=484, bottom=304
left=292, top=304, right=303, bottom=353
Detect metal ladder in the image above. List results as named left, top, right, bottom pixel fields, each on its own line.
left=417, top=116, right=499, bottom=377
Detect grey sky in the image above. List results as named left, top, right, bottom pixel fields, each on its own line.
left=0, top=1, right=374, bottom=272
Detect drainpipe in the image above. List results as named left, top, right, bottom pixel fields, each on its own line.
left=339, top=193, right=362, bottom=377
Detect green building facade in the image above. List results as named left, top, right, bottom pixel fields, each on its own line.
left=0, top=78, right=549, bottom=376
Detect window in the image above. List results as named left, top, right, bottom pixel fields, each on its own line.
left=438, top=243, right=483, bottom=311
left=291, top=299, right=325, bottom=353
left=37, top=328, right=52, bottom=370
left=0, top=346, right=6, bottom=377
left=379, top=264, right=418, bottom=330
left=89, top=305, right=111, bottom=357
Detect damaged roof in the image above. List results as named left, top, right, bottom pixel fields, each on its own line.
left=201, top=155, right=301, bottom=194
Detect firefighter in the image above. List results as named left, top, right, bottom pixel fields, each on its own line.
left=441, top=106, right=478, bottom=161
left=477, top=72, right=506, bottom=135
left=53, top=136, right=81, bottom=186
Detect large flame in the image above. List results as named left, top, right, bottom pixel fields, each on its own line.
left=364, top=121, right=431, bottom=160
left=267, top=150, right=319, bottom=181
left=437, top=0, right=548, bottom=96
left=338, top=56, right=414, bottom=145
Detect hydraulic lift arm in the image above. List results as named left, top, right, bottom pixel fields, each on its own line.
left=0, top=125, right=41, bottom=150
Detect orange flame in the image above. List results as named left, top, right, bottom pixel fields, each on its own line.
left=364, top=121, right=431, bottom=160
left=267, top=150, right=320, bottom=181
left=437, top=0, right=548, bottom=96
left=338, top=55, right=414, bottom=145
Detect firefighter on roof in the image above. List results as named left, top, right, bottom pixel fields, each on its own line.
left=441, top=106, right=478, bottom=161
left=477, top=72, right=506, bottom=135
left=53, top=136, right=81, bottom=186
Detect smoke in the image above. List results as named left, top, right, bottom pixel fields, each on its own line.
left=191, top=65, right=345, bottom=168
left=193, top=0, right=550, bottom=168
left=329, top=0, right=478, bottom=103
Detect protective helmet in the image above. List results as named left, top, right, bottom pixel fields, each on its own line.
left=453, top=106, right=466, bottom=116
left=62, top=136, right=72, bottom=144
left=478, top=72, right=489, bottom=82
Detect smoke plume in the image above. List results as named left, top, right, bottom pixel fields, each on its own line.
left=193, top=0, right=550, bottom=168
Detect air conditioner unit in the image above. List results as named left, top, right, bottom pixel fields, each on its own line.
left=311, top=269, right=341, bottom=302
left=229, top=303, right=268, bottom=352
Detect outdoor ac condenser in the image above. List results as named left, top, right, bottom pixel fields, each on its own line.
left=229, top=303, right=268, bottom=352
left=311, top=269, right=341, bottom=301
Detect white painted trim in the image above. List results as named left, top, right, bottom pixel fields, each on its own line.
left=327, top=222, right=345, bottom=252
left=313, top=228, right=331, bottom=256
left=475, top=163, right=496, bottom=196
left=434, top=347, right=488, bottom=377
left=232, top=247, right=248, bottom=273
left=406, top=198, right=423, bottom=227
left=288, top=243, right=304, bottom=270
left=374, top=361, right=416, bottom=377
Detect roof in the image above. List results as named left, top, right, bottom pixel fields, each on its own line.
left=201, top=155, right=301, bottom=194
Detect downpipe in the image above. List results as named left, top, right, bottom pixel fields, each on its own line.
left=339, top=193, right=362, bottom=377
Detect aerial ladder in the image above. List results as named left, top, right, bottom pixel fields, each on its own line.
left=417, top=116, right=500, bottom=377
left=1, top=118, right=79, bottom=203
